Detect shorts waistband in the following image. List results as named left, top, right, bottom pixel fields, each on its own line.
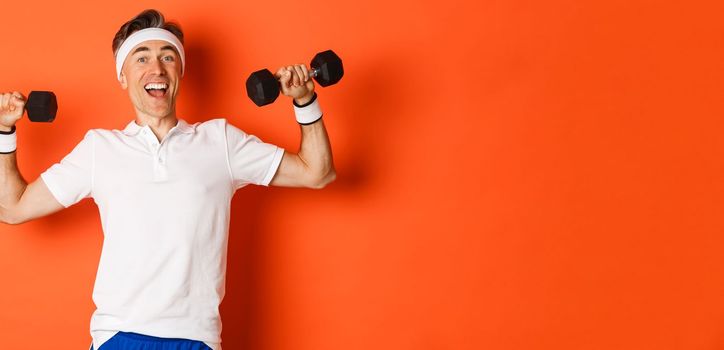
left=117, top=331, right=198, bottom=342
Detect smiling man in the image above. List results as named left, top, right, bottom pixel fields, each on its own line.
left=0, top=9, right=335, bottom=350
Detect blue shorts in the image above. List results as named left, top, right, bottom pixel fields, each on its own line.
left=90, top=331, right=212, bottom=350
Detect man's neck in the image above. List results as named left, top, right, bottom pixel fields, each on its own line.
left=134, top=113, right=178, bottom=142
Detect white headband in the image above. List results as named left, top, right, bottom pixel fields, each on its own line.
left=115, top=28, right=185, bottom=81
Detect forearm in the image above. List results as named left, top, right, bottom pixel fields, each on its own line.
left=0, top=152, right=28, bottom=223
left=0, top=92, right=29, bottom=223
left=271, top=64, right=337, bottom=188
left=297, top=119, right=336, bottom=186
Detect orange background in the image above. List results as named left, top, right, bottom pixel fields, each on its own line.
left=1, top=0, right=723, bottom=349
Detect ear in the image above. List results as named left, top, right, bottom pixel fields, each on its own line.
left=119, top=72, right=128, bottom=90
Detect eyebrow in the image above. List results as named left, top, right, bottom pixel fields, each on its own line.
left=131, top=45, right=178, bottom=55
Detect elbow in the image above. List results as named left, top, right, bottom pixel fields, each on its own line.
left=309, top=168, right=337, bottom=189
left=0, top=209, right=23, bottom=225
left=4, top=218, right=23, bottom=225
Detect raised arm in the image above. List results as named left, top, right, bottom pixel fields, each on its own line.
left=269, top=65, right=336, bottom=189
left=0, top=92, right=64, bottom=225
left=270, top=117, right=336, bottom=188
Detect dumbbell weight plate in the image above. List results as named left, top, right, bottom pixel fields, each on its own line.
left=246, top=69, right=281, bottom=107
left=27, top=91, right=57, bottom=122
left=311, top=50, right=344, bottom=87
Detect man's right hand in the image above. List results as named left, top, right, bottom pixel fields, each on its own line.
left=0, top=91, right=26, bottom=132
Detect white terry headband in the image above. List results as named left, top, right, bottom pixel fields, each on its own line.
left=115, top=28, right=186, bottom=81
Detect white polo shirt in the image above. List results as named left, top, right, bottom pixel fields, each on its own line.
left=40, top=118, right=285, bottom=350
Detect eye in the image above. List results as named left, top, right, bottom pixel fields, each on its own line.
left=137, top=57, right=147, bottom=63
left=163, top=55, right=175, bottom=62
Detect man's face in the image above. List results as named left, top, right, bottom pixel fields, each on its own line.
left=119, top=40, right=182, bottom=120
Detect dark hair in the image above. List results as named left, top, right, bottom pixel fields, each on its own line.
left=112, top=9, right=184, bottom=56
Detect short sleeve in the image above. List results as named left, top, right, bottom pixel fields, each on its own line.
left=40, top=131, right=94, bottom=208
left=225, top=120, right=284, bottom=189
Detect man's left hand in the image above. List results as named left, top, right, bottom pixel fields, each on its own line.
left=275, top=64, right=315, bottom=105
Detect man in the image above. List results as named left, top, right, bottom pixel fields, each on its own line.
left=0, top=9, right=335, bottom=350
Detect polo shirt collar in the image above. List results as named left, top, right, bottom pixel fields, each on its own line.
left=122, top=118, right=196, bottom=136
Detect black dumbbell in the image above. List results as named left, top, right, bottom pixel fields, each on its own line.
left=23, top=91, right=58, bottom=122
left=245, top=50, right=344, bottom=107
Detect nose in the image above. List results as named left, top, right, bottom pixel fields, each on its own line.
left=150, top=57, right=166, bottom=76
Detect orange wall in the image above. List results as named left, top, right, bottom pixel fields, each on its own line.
left=1, top=0, right=723, bottom=349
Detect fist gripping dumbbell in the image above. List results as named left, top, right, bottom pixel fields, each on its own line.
left=0, top=91, right=58, bottom=123
left=245, top=50, right=344, bottom=107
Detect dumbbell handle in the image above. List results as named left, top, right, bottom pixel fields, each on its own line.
left=276, top=67, right=321, bottom=81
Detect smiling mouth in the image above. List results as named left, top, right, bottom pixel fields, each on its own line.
left=144, top=82, right=168, bottom=98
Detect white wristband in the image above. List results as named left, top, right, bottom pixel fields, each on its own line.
left=293, top=93, right=323, bottom=125
left=0, top=126, right=17, bottom=153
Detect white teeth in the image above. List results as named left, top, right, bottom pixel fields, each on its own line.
left=144, top=83, right=168, bottom=90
